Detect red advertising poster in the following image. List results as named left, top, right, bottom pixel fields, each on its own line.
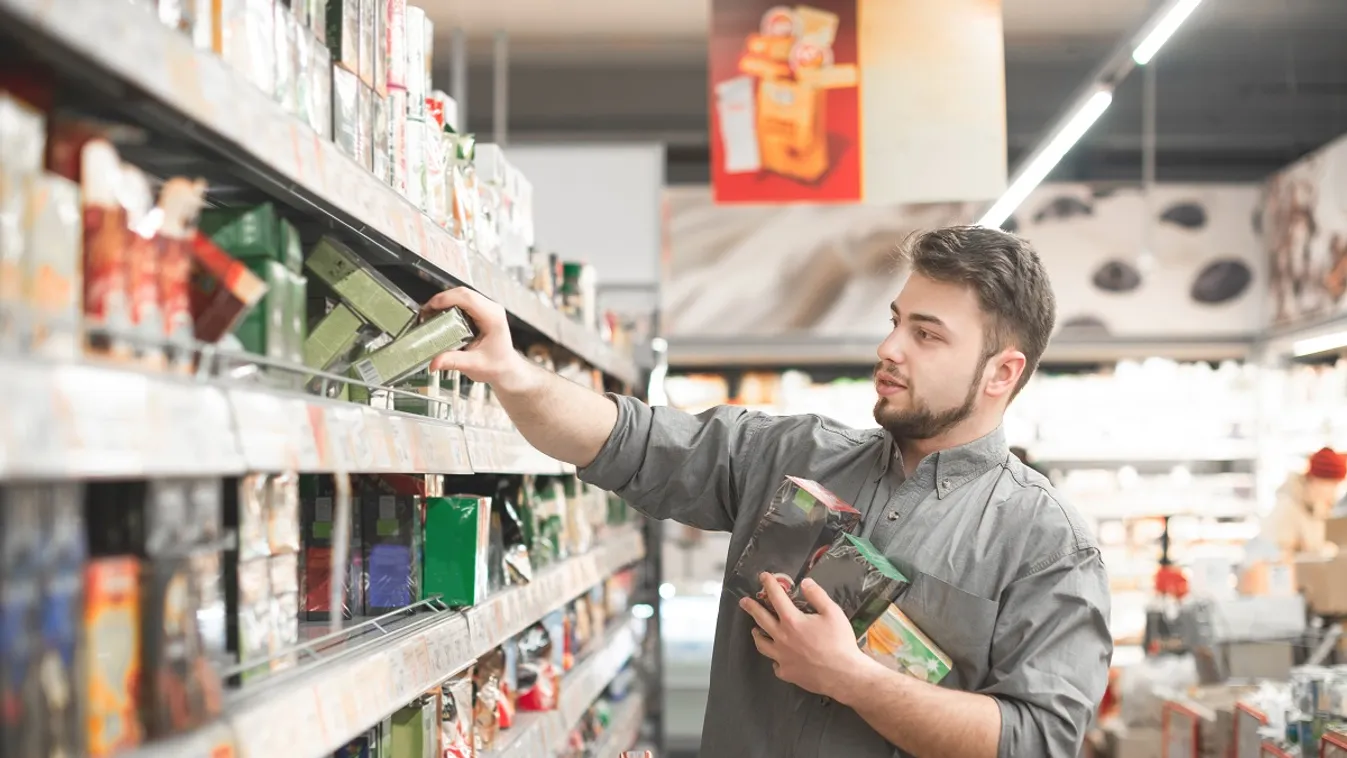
left=709, top=1, right=862, bottom=204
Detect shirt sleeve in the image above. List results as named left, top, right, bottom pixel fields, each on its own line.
left=979, top=547, right=1113, bottom=758
left=577, top=394, right=769, bottom=532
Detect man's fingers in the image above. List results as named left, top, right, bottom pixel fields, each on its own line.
left=799, top=578, right=842, bottom=619
left=422, top=286, right=497, bottom=320
left=760, top=573, right=802, bottom=623
left=738, top=596, right=781, bottom=639
left=750, top=628, right=779, bottom=660
left=429, top=350, right=484, bottom=374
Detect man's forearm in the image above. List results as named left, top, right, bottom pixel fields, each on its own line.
left=493, top=357, right=619, bottom=468
left=835, top=659, right=1000, bottom=758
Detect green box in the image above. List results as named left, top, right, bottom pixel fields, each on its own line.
left=423, top=496, right=490, bottom=608
left=389, top=702, right=424, bottom=758
left=235, top=260, right=289, bottom=361
left=200, top=205, right=281, bottom=262
left=304, top=302, right=365, bottom=370
left=304, top=236, right=419, bottom=336
left=350, top=308, right=474, bottom=387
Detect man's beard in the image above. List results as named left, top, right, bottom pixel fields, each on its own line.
left=872, top=362, right=983, bottom=440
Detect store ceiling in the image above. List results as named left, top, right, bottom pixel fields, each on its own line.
left=426, top=0, right=1347, bottom=182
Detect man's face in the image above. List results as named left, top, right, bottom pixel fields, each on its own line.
left=872, top=273, right=998, bottom=440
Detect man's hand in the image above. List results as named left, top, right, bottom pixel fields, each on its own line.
left=739, top=572, right=871, bottom=700
left=422, top=287, right=535, bottom=393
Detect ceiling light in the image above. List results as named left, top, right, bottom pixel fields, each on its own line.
left=1293, top=330, right=1347, bottom=357
left=977, top=89, right=1114, bottom=229
left=1132, top=0, right=1204, bottom=65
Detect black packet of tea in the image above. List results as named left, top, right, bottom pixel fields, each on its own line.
left=726, top=476, right=861, bottom=601
left=792, top=532, right=911, bottom=637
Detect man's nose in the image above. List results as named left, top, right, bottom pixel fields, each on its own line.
left=876, top=332, right=905, bottom=366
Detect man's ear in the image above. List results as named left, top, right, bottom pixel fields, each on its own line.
left=985, top=349, right=1026, bottom=399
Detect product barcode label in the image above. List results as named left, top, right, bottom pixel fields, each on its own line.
left=353, top=358, right=382, bottom=386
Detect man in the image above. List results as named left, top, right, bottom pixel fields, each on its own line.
left=425, top=226, right=1111, bottom=758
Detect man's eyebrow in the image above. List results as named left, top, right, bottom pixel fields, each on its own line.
left=891, top=304, right=947, bottom=328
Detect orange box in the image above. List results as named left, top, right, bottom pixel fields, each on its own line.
left=84, top=557, right=143, bottom=756
left=758, top=79, right=829, bottom=182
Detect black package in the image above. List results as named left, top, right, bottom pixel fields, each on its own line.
left=37, top=484, right=87, bottom=758
left=493, top=480, right=533, bottom=586
left=727, top=476, right=862, bottom=601
left=143, top=556, right=222, bottom=737
left=1, top=488, right=45, bottom=756
left=791, top=533, right=911, bottom=637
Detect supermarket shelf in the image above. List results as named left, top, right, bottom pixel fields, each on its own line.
left=0, top=357, right=573, bottom=477
left=220, top=527, right=645, bottom=758
left=484, top=620, right=644, bottom=758
left=0, top=0, right=638, bottom=388
left=591, top=692, right=648, bottom=757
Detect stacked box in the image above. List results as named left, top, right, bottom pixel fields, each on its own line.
left=350, top=307, right=473, bottom=387
left=304, top=236, right=418, bottom=335
left=423, top=496, right=490, bottom=608
left=361, top=477, right=422, bottom=616
left=327, top=0, right=359, bottom=73
left=300, top=476, right=364, bottom=621
left=333, top=64, right=361, bottom=161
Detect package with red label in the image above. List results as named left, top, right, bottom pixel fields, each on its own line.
left=440, top=667, right=474, bottom=758
left=515, top=622, right=560, bottom=712
left=727, top=476, right=861, bottom=601
left=187, top=231, right=269, bottom=343
left=154, top=177, right=207, bottom=372
left=118, top=164, right=163, bottom=368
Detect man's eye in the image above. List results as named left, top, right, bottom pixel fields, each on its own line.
left=915, top=329, right=934, bottom=341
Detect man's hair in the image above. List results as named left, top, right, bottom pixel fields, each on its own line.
left=897, top=226, right=1056, bottom=396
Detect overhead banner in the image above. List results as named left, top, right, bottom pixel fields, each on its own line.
left=708, top=0, right=1007, bottom=205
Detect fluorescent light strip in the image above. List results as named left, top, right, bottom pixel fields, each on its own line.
left=976, top=89, right=1114, bottom=229
left=1293, top=330, right=1347, bottom=357
left=1132, top=0, right=1204, bottom=65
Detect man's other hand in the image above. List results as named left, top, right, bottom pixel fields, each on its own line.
left=422, top=287, right=534, bottom=393
left=739, top=573, right=873, bottom=700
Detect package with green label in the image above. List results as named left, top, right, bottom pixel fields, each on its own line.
left=304, top=301, right=380, bottom=372
left=234, top=259, right=289, bottom=361
left=199, top=204, right=281, bottom=262
left=859, top=603, right=952, bottom=684
left=351, top=307, right=473, bottom=387
left=304, top=236, right=419, bottom=335
left=792, top=533, right=910, bottom=637
left=727, top=476, right=862, bottom=601
left=423, top=495, right=490, bottom=608
left=360, top=477, right=422, bottom=615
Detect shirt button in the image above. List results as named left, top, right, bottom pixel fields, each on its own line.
left=887, top=511, right=899, bottom=521
left=941, top=479, right=951, bottom=490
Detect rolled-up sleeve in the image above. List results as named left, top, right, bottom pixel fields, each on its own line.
left=980, top=547, right=1112, bottom=758
left=577, top=394, right=768, bottom=532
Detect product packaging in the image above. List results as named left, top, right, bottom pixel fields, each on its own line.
left=301, top=478, right=364, bottom=621
left=74, top=137, right=133, bottom=359
left=143, top=555, right=222, bottom=737
left=515, top=622, right=560, bottom=712
left=276, top=4, right=300, bottom=114
left=0, top=488, right=43, bottom=755
left=858, top=603, right=952, bottom=684
left=269, top=551, right=300, bottom=670
left=727, top=476, right=861, bottom=601
left=405, top=114, right=425, bottom=210
left=423, top=495, right=490, bottom=607
left=384, top=0, right=407, bottom=89
left=304, top=235, right=419, bottom=335
left=387, top=89, right=408, bottom=196
left=268, top=474, right=303, bottom=555
left=118, top=164, right=164, bottom=368
left=22, top=172, right=82, bottom=359
left=235, top=258, right=289, bottom=360
left=500, top=637, right=519, bottom=728
left=357, top=0, right=376, bottom=86
left=199, top=203, right=282, bottom=263
left=350, top=306, right=473, bottom=387
left=84, top=557, right=143, bottom=756
left=190, top=549, right=229, bottom=672
left=244, top=0, right=277, bottom=97
left=391, top=699, right=427, bottom=757
left=494, top=482, right=534, bottom=586
left=327, top=0, right=359, bottom=73
left=233, top=474, right=273, bottom=563
left=286, top=270, right=308, bottom=365
left=37, top=484, right=87, bottom=758
left=356, top=82, right=375, bottom=172
left=304, top=301, right=378, bottom=372
left=424, top=118, right=447, bottom=225
left=472, top=647, right=505, bottom=750
left=213, top=0, right=247, bottom=71
left=311, top=38, right=334, bottom=140
left=229, top=556, right=273, bottom=683
left=188, top=231, right=269, bottom=344
left=0, top=93, right=45, bottom=350
left=360, top=479, right=421, bottom=615
left=404, top=6, right=427, bottom=120
left=791, top=533, right=909, bottom=636
left=156, top=177, right=209, bottom=372
left=372, top=94, right=390, bottom=184
left=440, top=669, right=474, bottom=758
left=333, top=64, right=361, bottom=161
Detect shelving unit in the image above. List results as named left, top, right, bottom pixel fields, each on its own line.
left=0, top=0, right=656, bottom=756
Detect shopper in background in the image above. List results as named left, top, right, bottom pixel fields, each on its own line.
left=1263, top=446, right=1345, bottom=558
left=423, top=226, right=1111, bottom=758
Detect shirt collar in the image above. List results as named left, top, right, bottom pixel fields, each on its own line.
left=883, top=426, right=1011, bottom=499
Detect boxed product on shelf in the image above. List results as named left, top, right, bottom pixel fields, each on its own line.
left=0, top=487, right=44, bottom=755
left=385, top=0, right=407, bottom=90
left=792, top=533, right=910, bottom=636
left=244, top=0, right=277, bottom=98
left=304, top=235, right=419, bottom=335
left=727, top=476, right=861, bottom=601
left=286, top=270, right=308, bottom=365
left=120, top=165, right=164, bottom=367
left=859, top=602, right=952, bottom=684
left=268, top=474, right=302, bottom=555
left=404, top=5, right=428, bottom=120
left=301, top=476, right=364, bottom=621
left=37, top=484, right=88, bottom=758
left=391, top=695, right=433, bottom=758
left=156, top=177, right=209, bottom=372
left=276, top=4, right=301, bottom=115
left=311, top=38, right=336, bottom=140
left=304, top=301, right=379, bottom=372
left=333, top=63, right=361, bottom=161
left=199, top=203, right=283, bottom=264
left=69, top=135, right=133, bottom=359
left=500, top=638, right=519, bottom=728
left=423, top=495, right=490, bottom=607
left=424, top=115, right=448, bottom=226
left=84, top=556, right=144, bottom=756
left=235, top=258, right=290, bottom=360
left=229, top=552, right=273, bottom=681
left=22, top=172, right=83, bottom=359
left=143, top=554, right=223, bottom=736
left=188, top=231, right=270, bottom=344
left=372, top=93, right=390, bottom=184
left=269, top=551, right=300, bottom=670
left=350, top=306, right=473, bottom=387
left=388, top=89, right=408, bottom=196
left=0, top=91, right=46, bottom=348
left=515, top=621, right=560, bottom=712
left=440, top=668, right=474, bottom=758
left=360, top=476, right=423, bottom=615
left=406, top=114, right=425, bottom=209
left=327, top=0, right=359, bottom=74
left=357, top=81, right=375, bottom=172
left=390, top=370, right=445, bottom=417
left=473, top=647, right=507, bottom=751
left=190, top=548, right=229, bottom=673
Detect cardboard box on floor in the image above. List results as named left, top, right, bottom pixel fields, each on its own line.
left=1297, top=554, right=1347, bottom=615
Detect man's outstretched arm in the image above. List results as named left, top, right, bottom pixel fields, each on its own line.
left=424, top=287, right=618, bottom=468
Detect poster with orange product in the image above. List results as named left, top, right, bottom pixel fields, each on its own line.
left=709, top=0, right=1008, bottom=206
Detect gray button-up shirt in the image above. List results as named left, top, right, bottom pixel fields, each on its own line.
left=580, top=396, right=1112, bottom=758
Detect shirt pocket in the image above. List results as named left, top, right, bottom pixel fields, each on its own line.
left=895, top=572, right=999, bottom=691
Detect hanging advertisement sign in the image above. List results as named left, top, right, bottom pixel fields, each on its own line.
left=709, top=0, right=1008, bottom=206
